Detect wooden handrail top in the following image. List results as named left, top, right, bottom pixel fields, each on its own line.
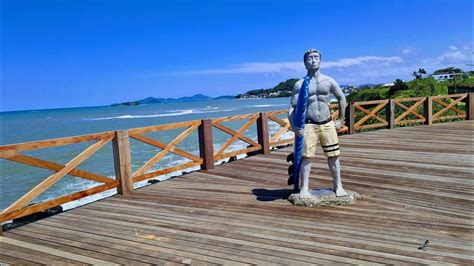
left=431, top=93, right=468, bottom=99
left=211, top=113, right=259, bottom=124
left=394, top=96, right=427, bottom=102
left=128, top=120, right=201, bottom=135
left=354, top=99, right=389, bottom=106
left=266, top=110, right=287, bottom=116
left=0, top=131, right=115, bottom=156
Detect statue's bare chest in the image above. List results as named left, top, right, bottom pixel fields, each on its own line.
left=308, top=79, right=331, bottom=97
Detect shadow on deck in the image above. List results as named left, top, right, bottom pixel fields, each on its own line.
left=1, top=121, right=473, bottom=265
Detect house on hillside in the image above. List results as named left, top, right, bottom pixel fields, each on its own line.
left=431, top=72, right=470, bottom=82
left=432, top=73, right=457, bottom=81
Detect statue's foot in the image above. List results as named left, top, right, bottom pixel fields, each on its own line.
left=299, top=188, right=311, bottom=199
left=334, top=187, right=348, bottom=197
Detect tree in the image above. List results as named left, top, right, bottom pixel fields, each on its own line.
left=389, top=79, right=409, bottom=96
left=413, top=68, right=426, bottom=79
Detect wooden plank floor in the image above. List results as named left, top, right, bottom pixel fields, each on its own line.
left=1, top=120, right=473, bottom=265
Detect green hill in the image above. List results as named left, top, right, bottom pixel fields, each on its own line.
left=347, top=74, right=473, bottom=102
left=236, top=78, right=298, bottom=98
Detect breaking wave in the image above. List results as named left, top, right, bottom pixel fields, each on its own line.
left=83, top=107, right=236, bottom=121
left=249, top=104, right=288, bottom=108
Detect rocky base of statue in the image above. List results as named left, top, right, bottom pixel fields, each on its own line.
left=288, top=188, right=361, bottom=207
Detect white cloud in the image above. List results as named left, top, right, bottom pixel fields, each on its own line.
left=353, top=45, right=472, bottom=81
left=183, top=62, right=302, bottom=74
left=144, top=44, right=472, bottom=85
left=324, top=56, right=403, bottom=68
left=176, top=55, right=404, bottom=75
left=435, top=45, right=471, bottom=63
left=402, top=47, right=415, bottom=54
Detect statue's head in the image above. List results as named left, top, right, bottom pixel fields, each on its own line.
left=304, top=48, right=321, bottom=71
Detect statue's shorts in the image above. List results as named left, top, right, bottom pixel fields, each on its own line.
left=302, top=120, right=340, bottom=158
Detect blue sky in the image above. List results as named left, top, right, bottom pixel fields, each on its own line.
left=2, top=0, right=472, bottom=111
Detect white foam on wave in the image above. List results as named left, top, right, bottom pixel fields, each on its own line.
left=83, top=107, right=239, bottom=121
left=249, top=104, right=288, bottom=108
left=84, top=110, right=195, bottom=121
left=269, top=121, right=294, bottom=141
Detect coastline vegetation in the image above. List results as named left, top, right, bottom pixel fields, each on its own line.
left=237, top=67, right=473, bottom=102
left=235, top=78, right=298, bottom=98
left=115, top=67, right=473, bottom=106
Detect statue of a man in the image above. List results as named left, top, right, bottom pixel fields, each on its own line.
left=288, top=48, right=348, bottom=198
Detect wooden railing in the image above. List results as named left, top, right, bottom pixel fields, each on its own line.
left=267, top=110, right=293, bottom=147
left=0, top=131, right=118, bottom=223
left=393, top=97, right=427, bottom=126
left=211, top=113, right=261, bottom=161
left=353, top=99, right=390, bottom=131
left=345, top=93, right=473, bottom=133
left=431, top=94, right=468, bottom=123
left=1, top=93, right=472, bottom=229
left=128, top=120, right=203, bottom=185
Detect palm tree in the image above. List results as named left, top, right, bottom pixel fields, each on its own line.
left=413, top=68, right=426, bottom=79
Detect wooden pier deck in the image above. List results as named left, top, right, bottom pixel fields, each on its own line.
left=1, top=120, right=473, bottom=265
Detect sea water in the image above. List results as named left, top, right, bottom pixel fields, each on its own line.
left=0, top=98, right=293, bottom=212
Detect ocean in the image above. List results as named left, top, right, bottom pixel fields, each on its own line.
left=0, top=97, right=293, bottom=212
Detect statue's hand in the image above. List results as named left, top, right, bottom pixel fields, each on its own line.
left=335, top=120, right=343, bottom=130
left=295, top=128, right=304, bottom=138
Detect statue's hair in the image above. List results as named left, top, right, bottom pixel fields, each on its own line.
left=304, top=49, right=321, bottom=61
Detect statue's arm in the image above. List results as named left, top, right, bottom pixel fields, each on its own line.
left=288, top=80, right=302, bottom=131
left=329, top=78, right=347, bottom=123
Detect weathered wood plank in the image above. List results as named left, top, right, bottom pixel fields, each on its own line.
left=6, top=232, right=179, bottom=265
left=1, top=237, right=118, bottom=265
left=1, top=242, right=86, bottom=265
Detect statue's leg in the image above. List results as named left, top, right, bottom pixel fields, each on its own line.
left=327, top=156, right=347, bottom=197
left=299, top=157, right=312, bottom=198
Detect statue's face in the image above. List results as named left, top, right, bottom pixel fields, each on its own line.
left=304, top=52, right=321, bottom=70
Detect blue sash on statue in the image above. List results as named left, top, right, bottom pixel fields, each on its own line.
left=292, top=75, right=310, bottom=191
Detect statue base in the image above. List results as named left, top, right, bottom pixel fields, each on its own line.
left=288, top=188, right=361, bottom=207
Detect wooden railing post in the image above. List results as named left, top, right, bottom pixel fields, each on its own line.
left=387, top=99, right=395, bottom=129
left=112, top=130, right=133, bottom=195
left=424, top=97, right=433, bottom=125
left=257, top=112, right=270, bottom=155
left=345, top=103, right=355, bottom=134
left=465, top=93, right=474, bottom=120
left=199, top=119, right=214, bottom=170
